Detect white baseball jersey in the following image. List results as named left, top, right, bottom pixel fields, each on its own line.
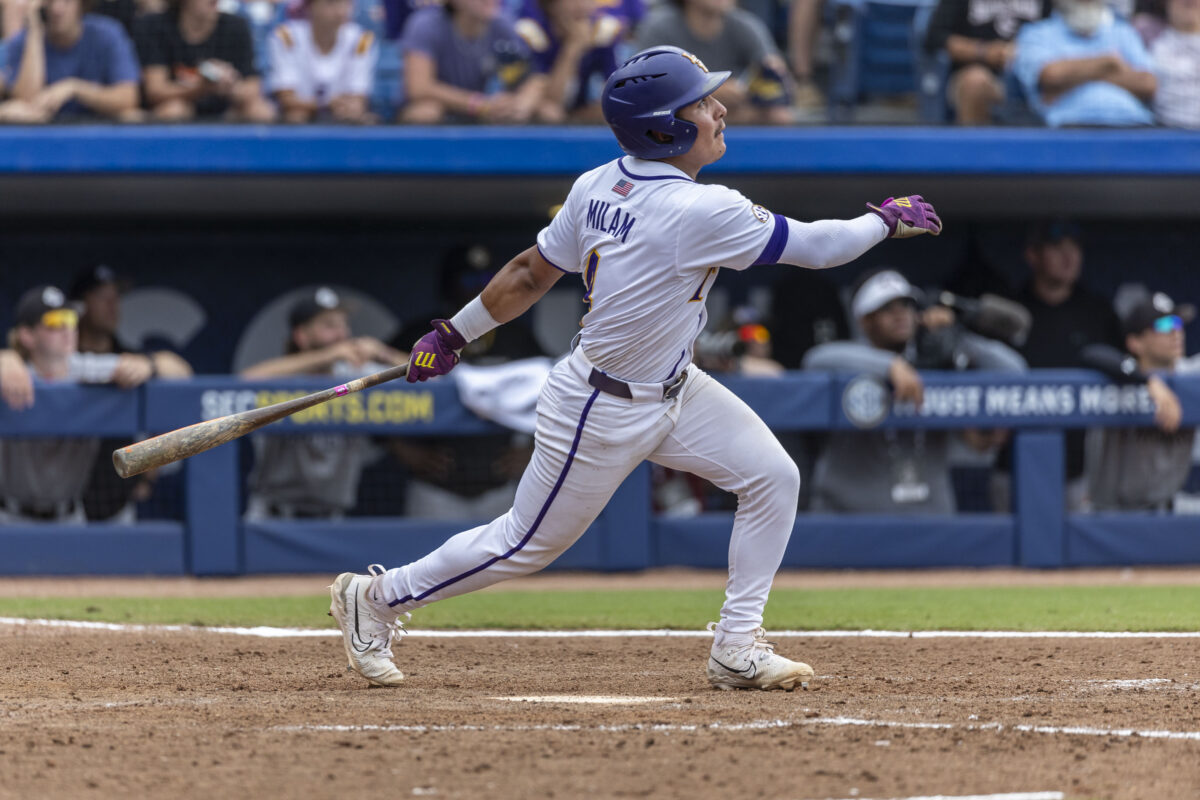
left=268, top=20, right=376, bottom=105
left=537, top=156, right=787, bottom=384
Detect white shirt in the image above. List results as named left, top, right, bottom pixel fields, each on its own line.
left=537, top=157, right=787, bottom=383
left=268, top=20, right=377, bottom=105
left=1152, top=29, right=1200, bottom=129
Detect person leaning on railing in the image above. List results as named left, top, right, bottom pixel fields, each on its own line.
left=0, top=285, right=155, bottom=524
left=1082, top=292, right=1199, bottom=512
left=802, top=268, right=1027, bottom=515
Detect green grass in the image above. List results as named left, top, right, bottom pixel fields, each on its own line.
left=3, top=586, right=1200, bottom=631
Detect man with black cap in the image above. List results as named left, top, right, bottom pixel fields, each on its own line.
left=803, top=268, right=1026, bottom=513
left=0, top=285, right=132, bottom=523
left=1083, top=291, right=1199, bottom=511
left=240, top=286, right=407, bottom=519
left=993, top=219, right=1124, bottom=510
left=70, top=264, right=193, bottom=380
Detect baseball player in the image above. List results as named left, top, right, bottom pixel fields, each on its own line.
left=329, top=45, right=941, bottom=690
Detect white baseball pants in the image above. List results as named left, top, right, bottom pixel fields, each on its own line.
left=372, top=346, right=800, bottom=640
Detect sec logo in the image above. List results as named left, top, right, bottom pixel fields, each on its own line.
left=842, top=375, right=890, bottom=429
left=751, top=205, right=771, bottom=224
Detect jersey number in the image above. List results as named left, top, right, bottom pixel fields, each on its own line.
left=688, top=268, right=717, bottom=302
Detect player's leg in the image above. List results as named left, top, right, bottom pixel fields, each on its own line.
left=331, top=364, right=672, bottom=685
left=647, top=368, right=811, bottom=690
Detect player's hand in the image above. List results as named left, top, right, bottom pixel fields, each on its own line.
left=867, top=195, right=942, bottom=238
left=1147, top=375, right=1182, bottom=433
left=406, top=319, right=467, bottom=383
left=888, top=357, right=924, bottom=408
left=112, top=353, right=155, bottom=388
left=0, top=350, right=35, bottom=411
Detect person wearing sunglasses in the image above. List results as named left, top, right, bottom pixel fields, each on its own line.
left=1083, top=291, right=1200, bottom=511
left=0, top=285, right=150, bottom=523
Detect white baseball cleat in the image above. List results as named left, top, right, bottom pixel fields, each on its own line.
left=328, top=564, right=406, bottom=687
left=706, top=623, right=814, bottom=691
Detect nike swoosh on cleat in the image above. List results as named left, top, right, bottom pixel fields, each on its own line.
left=710, top=655, right=756, bottom=678
left=350, top=593, right=372, bottom=653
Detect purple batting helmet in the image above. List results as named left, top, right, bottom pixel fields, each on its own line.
left=601, top=45, right=730, bottom=160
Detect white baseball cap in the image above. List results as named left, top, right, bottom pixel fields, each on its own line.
left=851, top=270, right=920, bottom=319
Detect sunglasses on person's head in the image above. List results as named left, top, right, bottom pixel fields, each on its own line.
left=39, top=309, right=78, bottom=330
left=1153, top=314, right=1183, bottom=334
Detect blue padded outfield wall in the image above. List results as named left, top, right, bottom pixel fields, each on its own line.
left=2, top=370, right=1199, bottom=576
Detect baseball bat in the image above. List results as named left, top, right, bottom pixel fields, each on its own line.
left=112, top=363, right=410, bottom=479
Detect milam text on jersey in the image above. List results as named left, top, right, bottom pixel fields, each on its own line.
left=586, top=200, right=637, bottom=243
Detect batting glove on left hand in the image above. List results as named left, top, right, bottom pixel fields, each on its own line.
left=867, top=195, right=942, bottom=239
left=406, top=319, right=467, bottom=383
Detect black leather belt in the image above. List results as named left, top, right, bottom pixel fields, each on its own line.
left=17, top=502, right=77, bottom=521
left=588, top=368, right=688, bottom=401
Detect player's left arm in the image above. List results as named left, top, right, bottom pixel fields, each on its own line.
left=777, top=193, right=941, bottom=270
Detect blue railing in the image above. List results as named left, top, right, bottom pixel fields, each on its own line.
left=1, top=370, right=1199, bottom=575
left=0, top=126, right=1198, bottom=176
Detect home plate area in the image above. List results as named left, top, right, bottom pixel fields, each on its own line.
left=2, top=625, right=1198, bottom=799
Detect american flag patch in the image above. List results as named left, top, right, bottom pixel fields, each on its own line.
left=612, top=179, right=634, bottom=197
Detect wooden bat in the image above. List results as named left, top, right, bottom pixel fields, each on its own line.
left=112, top=363, right=410, bottom=479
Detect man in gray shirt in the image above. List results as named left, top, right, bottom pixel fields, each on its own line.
left=0, top=285, right=135, bottom=523
left=1084, top=292, right=1198, bottom=511
left=241, top=287, right=408, bottom=520
left=637, top=0, right=794, bottom=123
left=803, top=269, right=1026, bottom=513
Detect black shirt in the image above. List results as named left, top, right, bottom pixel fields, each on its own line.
left=133, top=11, right=257, bottom=116
left=924, top=0, right=1049, bottom=74
left=996, top=282, right=1123, bottom=480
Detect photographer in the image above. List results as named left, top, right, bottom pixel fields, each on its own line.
left=802, top=269, right=1026, bottom=514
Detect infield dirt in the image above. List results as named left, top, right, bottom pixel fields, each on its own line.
left=3, top=622, right=1199, bottom=800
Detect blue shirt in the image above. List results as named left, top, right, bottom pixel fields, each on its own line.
left=3, top=15, right=140, bottom=118
left=1012, top=13, right=1155, bottom=127
left=400, top=7, right=537, bottom=95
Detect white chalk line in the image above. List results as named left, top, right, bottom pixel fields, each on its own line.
left=3, top=618, right=1200, bottom=639
left=271, top=714, right=1200, bottom=742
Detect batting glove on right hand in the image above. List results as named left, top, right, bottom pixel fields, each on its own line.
left=406, top=319, right=467, bottom=383
left=866, top=195, right=942, bottom=239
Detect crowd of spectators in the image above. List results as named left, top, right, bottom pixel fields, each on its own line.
left=0, top=0, right=1195, bottom=125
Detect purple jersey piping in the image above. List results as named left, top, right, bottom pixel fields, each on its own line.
left=537, top=245, right=573, bottom=273
left=752, top=213, right=788, bottom=266
left=389, top=388, right=602, bottom=607
left=618, top=158, right=694, bottom=183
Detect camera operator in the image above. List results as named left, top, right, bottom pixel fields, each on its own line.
left=802, top=269, right=1026, bottom=514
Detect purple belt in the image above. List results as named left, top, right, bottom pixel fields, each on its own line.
left=587, top=368, right=688, bottom=401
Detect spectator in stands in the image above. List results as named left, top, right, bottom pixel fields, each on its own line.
left=694, top=309, right=785, bottom=376
left=68, top=265, right=193, bottom=521
left=388, top=243, right=546, bottom=519
left=398, top=0, right=547, bottom=123
left=268, top=0, right=378, bottom=123
left=0, top=0, right=140, bottom=122
left=636, top=0, right=794, bottom=124
left=803, top=269, right=1026, bottom=514
left=1012, top=0, right=1157, bottom=127
left=786, top=0, right=825, bottom=108
left=924, top=0, right=1049, bottom=124
left=514, top=0, right=624, bottom=122
left=0, top=286, right=151, bottom=523
left=992, top=219, right=1124, bottom=510
left=240, top=286, right=408, bottom=520
left=1083, top=292, right=1198, bottom=511
left=1151, top=0, right=1200, bottom=127
left=133, top=0, right=275, bottom=121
